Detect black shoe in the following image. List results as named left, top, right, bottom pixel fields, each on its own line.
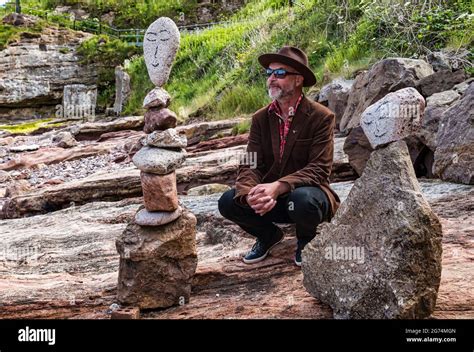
left=243, top=230, right=284, bottom=264
left=295, top=240, right=311, bottom=267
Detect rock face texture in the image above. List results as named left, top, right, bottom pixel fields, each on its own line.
left=144, top=129, right=187, bottom=148
left=415, top=69, right=467, bottom=97
left=62, top=84, right=97, bottom=120
left=302, top=141, right=443, bottom=319
left=0, top=19, right=97, bottom=121
left=433, top=83, right=473, bottom=185
left=142, top=87, right=171, bottom=109
left=0, top=179, right=470, bottom=319
left=416, top=89, right=461, bottom=151
left=116, top=208, right=197, bottom=309
left=343, top=127, right=373, bottom=176
left=143, top=108, right=177, bottom=133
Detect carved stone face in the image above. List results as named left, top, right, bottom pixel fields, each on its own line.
left=361, top=87, right=425, bottom=149
left=143, top=17, right=180, bottom=87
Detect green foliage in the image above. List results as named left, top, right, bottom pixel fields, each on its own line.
left=122, top=0, right=472, bottom=121
left=6, top=0, right=471, bottom=121
left=77, top=34, right=138, bottom=65
left=77, top=34, right=139, bottom=109
left=19, top=0, right=230, bottom=28
left=216, top=84, right=270, bottom=119
left=122, top=55, right=153, bottom=116
left=231, top=119, right=251, bottom=135
left=0, top=20, right=45, bottom=50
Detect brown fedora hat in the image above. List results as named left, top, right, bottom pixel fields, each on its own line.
left=258, top=46, right=316, bottom=87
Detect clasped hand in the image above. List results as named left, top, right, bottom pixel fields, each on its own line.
left=246, top=181, right=289, bottom=216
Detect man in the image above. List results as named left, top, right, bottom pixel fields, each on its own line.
left=218, top=46, right=340, bottom=267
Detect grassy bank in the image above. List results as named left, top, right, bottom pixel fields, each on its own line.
left=122, top=0, right=472, bottom=121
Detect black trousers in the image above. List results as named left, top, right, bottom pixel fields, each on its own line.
left=218, top=187, right=330, bottom=244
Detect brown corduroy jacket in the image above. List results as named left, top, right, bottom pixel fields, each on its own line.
left=234, top=96, right=340, bottom=219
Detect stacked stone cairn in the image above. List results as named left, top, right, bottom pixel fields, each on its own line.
left=116, top=17, right=197, bottom=310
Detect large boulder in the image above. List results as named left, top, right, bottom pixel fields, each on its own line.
left=303, top=141, right=443, bottom=319
left=426, top=49, right=472, bottom=72
left=344, top=83, right=464, bottom=176
left=317, top=78, right=353, bottom=129
left=416, top=89, right=461, bottom=151
left=415, top=69, right=467, bottom=97
left=433, top=83, right=474, bottom=184
left=343, top=127, right=373, bottom=176
left=340, top=58, right=433, bottom=132
left=116, top=208, right=197, bottom=309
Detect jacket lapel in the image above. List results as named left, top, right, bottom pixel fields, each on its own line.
left=268, top=109, right=281, bottom=164
left=279, top=97, right=311, bottom=172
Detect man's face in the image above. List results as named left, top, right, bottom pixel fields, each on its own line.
left=266, top=62, right=303, bottom=101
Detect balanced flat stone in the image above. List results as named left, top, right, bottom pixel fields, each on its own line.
left=144, top=128, right=187, bottom=148
left=134, top=206, right=182, bottom=226
left=132, top=145, right=186, bottom=174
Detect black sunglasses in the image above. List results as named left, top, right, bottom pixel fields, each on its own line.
left=266, top=68, right=302, bottom=79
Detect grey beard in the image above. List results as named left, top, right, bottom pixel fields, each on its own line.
left=268, top=87, right=283, bottom=100
left=268, top=87, right=295, bottom=102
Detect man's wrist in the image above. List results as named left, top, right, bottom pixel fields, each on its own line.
left=275, top=181, right=290, bottom=196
